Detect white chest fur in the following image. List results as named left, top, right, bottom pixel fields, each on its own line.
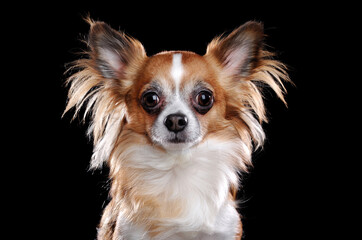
left=116, top=137, right=245, bottom=239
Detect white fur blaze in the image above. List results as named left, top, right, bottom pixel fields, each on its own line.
left=170, top=53, right=184, bottom=92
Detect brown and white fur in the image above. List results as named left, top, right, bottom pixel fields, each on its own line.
left=64, top=18, right=289, bottom=240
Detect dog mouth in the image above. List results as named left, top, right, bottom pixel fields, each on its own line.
left=150, top=120, right=202, bottom=150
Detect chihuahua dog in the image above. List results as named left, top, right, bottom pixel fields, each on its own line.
left=64, top=18, right=289, bottom=240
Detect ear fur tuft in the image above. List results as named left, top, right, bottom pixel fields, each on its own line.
left=206, top=21, right=291, bottom=149
left=63, top=19, right=146, bottom=169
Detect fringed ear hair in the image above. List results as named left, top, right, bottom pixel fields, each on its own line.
left=64, top=19, right=146, bottom=118
left=206, top=21, right=290, bottom=149
left=63, top=19, right=147, bottom=169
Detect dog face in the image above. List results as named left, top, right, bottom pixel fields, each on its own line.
left=125, top=51, right=229, bottom=151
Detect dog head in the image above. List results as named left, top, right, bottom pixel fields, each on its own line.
left=64, top=19, right=288, bottom=169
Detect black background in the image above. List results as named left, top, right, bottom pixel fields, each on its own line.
left=9, top=2, right=345, bottom=240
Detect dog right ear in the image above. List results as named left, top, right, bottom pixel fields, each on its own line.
left=87, top=19, right=146, bottom=79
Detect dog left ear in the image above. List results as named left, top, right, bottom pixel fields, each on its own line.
left=206, top=21, right=264, bottom=78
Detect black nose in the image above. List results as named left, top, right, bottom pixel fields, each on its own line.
left=164, top=114, right=188, bottom=133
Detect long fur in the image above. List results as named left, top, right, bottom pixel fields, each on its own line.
left=64, top=19, right=290, bottom=240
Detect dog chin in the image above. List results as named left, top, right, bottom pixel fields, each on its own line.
left=153, top=136, right=202, bottom=152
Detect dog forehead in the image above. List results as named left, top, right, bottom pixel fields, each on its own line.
left=145, top=51, right=212, bottom=90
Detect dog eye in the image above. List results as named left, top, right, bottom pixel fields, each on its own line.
left=193, top=90, right=214, bottom=114
left=141, top=91, right=162, bottom=114
left=196, top=91, right=213, bottom=106
left=143, top=92, right=160, bottom=108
